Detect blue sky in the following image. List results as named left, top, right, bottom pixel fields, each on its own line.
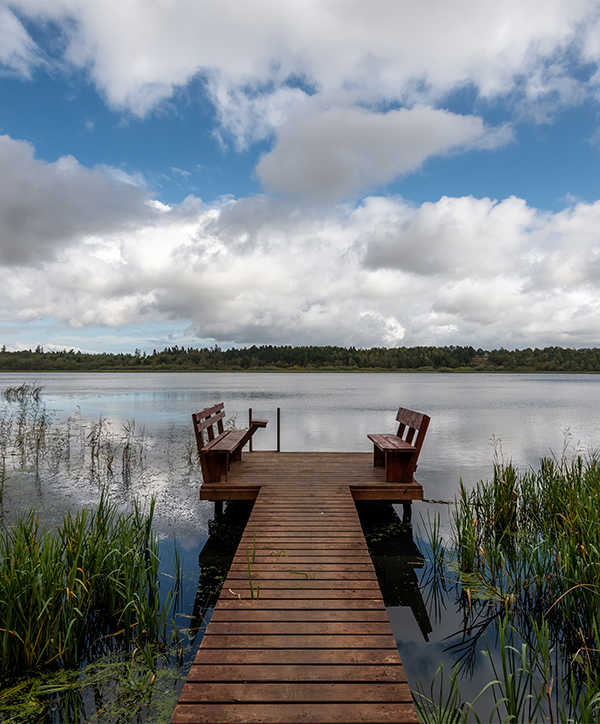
left=2, top=1, right=600, bottom=352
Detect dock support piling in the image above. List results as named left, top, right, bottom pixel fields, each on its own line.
left=276, top=407, right=280, bottom=452
left=248, top=408, right=253, bottom=452
left=402, top=501, right=412, bottom=525
left=214, top=500, right=223, bottom=519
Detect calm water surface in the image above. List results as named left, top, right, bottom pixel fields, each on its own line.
left=1, top=371, right=599, bottom=713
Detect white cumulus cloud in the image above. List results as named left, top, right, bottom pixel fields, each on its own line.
left=1, top=137, right=600, bottom=348
left=0, top=135, right=155, bottom=264
left=4, top=1, right=599, bottom=123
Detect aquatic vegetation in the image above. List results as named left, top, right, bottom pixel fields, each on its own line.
left=415, top=615, right=600, bottom=723
left=2, top=383, right=42, bottom=403
left=0, top=644, right=186, bottom=723
left=453, top=457, right=600, bottom=663
left=417, top=454, right=600, bottom=720
left=0, top=493, right=177, bottom=678
left=0, top=383, right=199, bottom=522
left=246, top=533, right=261, bottom=599
left=0, top=385, right=250, bottom=720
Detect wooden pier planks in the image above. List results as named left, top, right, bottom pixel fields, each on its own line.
left=199, top=452, right=424, bottom=503
left=171, top=482, right=418, bottom=723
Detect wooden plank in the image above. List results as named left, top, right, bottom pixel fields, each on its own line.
left=244, top=522, right=360, bottom=528
left=206, top=429, right=246, bottom=452
left=249, top=515, right=359, bottom=521
left=230, top=555, right=373, bottom=563
left=367, top=434, right=414, bottom=451
left=192, top=649, right=401, bottom=664
left=396, top=407, right=427, bottom=430
left=232, top=538, right=368, bottom=559
left=178, top=682, right=412, bottom=702
left=241, top=535, right=364, bottom=540
left=194, top=410, right=225, bottom=432
left=201, top=635, right=397, bottom=648
left=230, top=555, right=372, bottom=564
left=238, top=535, right=366, bottom=541
left=214, top=598, right=385, bottom=610
left=193, top=402, right=224, bottom=418
left=228, top=563, right=374, bottom=571
left=236, top=545, right=369, bottom=551
left=223, top=580, right=380, bottom=591
left=172, top=703, right=419, bottom=723
left=210, top=610, right=390, bottom=622
left=205, top=622, right=393, bottom=635
left=218, top=590, right=382, bottom=599
left=173, top=451, right=421, bottom=723
left=225, top=571, right=376, bottom=580
left=240, top=531, right=365, bottom=537
left=186, top=664, right=407, bottom=681
left=192, top=404, right=224, bottom=424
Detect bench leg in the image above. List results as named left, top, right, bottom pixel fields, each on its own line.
left=224, top=452, right=230, bottom=481
left=373, top=445, right=385, bottom=467
left=204, top=453, right=226, bottom=483
left=385, top=452, right=414, bottom=483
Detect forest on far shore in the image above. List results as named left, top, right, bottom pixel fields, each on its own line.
left=1, top=344, right=600, bottom=372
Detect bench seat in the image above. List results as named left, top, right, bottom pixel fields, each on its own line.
left=367, top=434, right=415, bottom=452
left=203, top=429, right=248, bottom=453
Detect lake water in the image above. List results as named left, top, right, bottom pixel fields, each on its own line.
left=1, top=371, right=599, bottom=717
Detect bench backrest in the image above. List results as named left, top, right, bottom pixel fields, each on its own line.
left=396, top=407, right=430, bottom=458
left=192, top=402, right=225, bottom=451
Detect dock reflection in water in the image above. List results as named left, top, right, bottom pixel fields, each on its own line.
left=357, top=502, right=432, bottom=642
left=191, top=500, right=433, bottom=646
left=190, top=501, right=254, bottom=642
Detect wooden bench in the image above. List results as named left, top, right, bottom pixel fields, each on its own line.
left=193, top=403, right=267, bottom=483
left=368, top=406, right=430, bottom=483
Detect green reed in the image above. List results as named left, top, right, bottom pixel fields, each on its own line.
left=246, top=533, right=261, bottom=599
left=2, top=384, right=42, bottom=404
left=416, top=614, right=600, bottom=723
left=418, top=454, right=600, bottom=720
left=0, top=383, right=179, bottom=495
left=453, top=457, right=600, bottom=653
left=0, top=492, right=177, bottom=679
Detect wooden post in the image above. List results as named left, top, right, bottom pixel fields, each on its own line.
left=214, top=500, right=223, bottom=519
left=248, top=407, right=253, bottom=452
left=402, top=502, right=412, bottom=525
left=277, top=407, right=280, bottom=452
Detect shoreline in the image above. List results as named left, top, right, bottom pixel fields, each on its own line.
left=1, top=367, right=599, bottom=374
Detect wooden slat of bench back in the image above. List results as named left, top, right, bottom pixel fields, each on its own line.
left=193, top=403, right=226, bottom=448
left=396, top=407, right=430, bottom=452
left=395, top=407, right=427, bottom=430
left=196, top=411, right=225, bottom=434
left=196, top=402, right=224, bottom=418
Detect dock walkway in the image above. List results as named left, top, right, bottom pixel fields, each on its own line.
left=172, top=453, right=421, bottom=723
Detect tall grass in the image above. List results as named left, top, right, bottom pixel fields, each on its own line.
left=0, top=492, right=177, bottom=678
left=2, top=384, right=42, bottom=403
left=418, top=454, right=600, bottom=720
left=416, top=615, right=600, bottom=723
left=453, top=457, right=600, bottom=665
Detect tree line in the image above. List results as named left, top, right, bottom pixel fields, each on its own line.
left=2, top=344, right=600, bottom=371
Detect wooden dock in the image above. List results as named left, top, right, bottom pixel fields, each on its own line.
left=171, top=452, right=422, bottom=723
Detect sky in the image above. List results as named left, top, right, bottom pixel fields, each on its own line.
left=2, top=1, right=600, bottom=353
